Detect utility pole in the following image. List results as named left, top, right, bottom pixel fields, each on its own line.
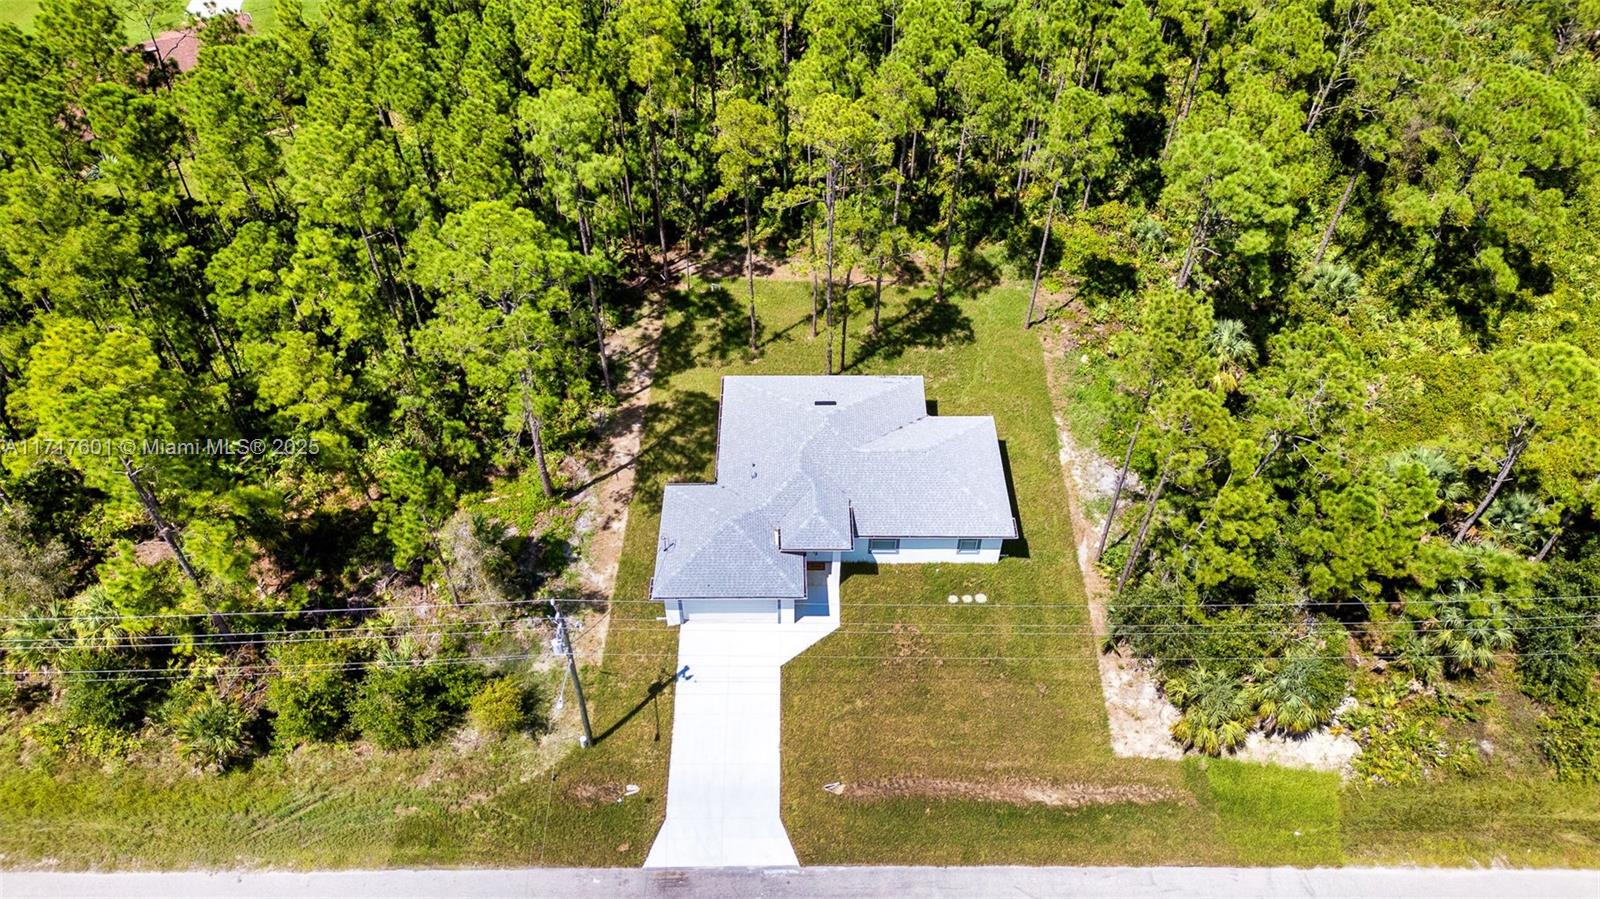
left=549, top=599, right=594, bottom=748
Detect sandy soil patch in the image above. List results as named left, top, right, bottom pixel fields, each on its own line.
left=842, top=776, right=1190, bottom=808
left=562, top=780, right=634, bottom=808
left=562, top=305, right=664, bottom=669
left=1038, top=321, right=1360, bottom=775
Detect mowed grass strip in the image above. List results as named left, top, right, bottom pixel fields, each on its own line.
left=0, top=727, right=568, bottom=869
left=1342, top=775, right=1600, bottom=868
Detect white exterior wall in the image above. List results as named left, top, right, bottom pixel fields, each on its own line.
left=840, top=536, right=1002, bottom=565
left=663, top=598, right=780, bottom=625
left=662, top=539, right=997, bottom=625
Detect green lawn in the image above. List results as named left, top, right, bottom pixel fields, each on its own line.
left=0, top=1, right=43, bottom=30
left=1343, top=776, right=1600, bottom=867
left=0, top=725, right=564, bottom=868
left=0, top=0, right=318, bottom=39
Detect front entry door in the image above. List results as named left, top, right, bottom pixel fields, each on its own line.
left=800, top=561, right=830, bottom=620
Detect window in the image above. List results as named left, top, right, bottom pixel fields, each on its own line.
left=957, top=538, right=982, bottom=554
left=867, top=538, right=899, bottom=554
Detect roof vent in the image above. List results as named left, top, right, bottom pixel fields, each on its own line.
left=750, top=462, right=758, bottom=478
left=814, top=400, right=837, bottom=406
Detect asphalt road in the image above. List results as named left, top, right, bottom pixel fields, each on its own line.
left=5, top=865, right=1597, bottom=899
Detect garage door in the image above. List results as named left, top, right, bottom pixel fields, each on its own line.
left=677, top=599, right=780, bottom=623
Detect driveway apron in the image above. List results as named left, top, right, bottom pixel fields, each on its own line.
left=644, top=605, right=837, bottom=867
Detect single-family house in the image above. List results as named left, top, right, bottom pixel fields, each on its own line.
left=651, top=375, right=1016, bottom=625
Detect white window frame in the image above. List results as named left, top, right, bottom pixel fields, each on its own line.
left=867, top=538, right=900, bottom=554
left=956, top=538, right=982, bottom=554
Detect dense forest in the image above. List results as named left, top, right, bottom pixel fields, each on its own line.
left=0, top=0, right=1597, bottom=779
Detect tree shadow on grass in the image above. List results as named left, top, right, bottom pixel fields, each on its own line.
left=653, top=281, right=747, bottom=377
left=633, top=389, right=721, bottom=514
left=844, top=296, right=976, bottom=372
left=759, top=312, right=812, bottom=350
left=945, top=245, right=1003, bottom=299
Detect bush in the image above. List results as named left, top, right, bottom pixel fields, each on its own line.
left=469, top=677, right=547, bottom=735
left=173, top=692, right=252, bottom=771
left=1343, top=681, right=1478, bottom=785
left=24, top=717, right=138, bottom=763
left=1540, top=703, right=1600, bottom=784
left=266, top=642, right=360, bottom=747
left=1111, top=578, right=1291, bottom=680
left=1166, top=667, right=1254, bottom=756
left=440, top=511, right=522, bottom=602
left=350, top=662, right=482, bottom=750
left=61, top=652, right=157, bottom=731
left=1246, top=642, right=1350, bottom=736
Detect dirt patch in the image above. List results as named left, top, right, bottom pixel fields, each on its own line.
left=564, top=303, right=664, bottom=669
left=448, top=789, right=497, bottom=813
left=843, top=776, right=1189, bottom=809
left=563, top=780, right=630, bottom=808
left=883, top=622, right=939, bottom=667
left=1037, top=319, right=1361, bottom=775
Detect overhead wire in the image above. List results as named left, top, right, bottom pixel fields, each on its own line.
left=3, top=590, right=1597, bottom=624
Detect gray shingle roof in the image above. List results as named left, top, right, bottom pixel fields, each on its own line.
left=651, top=376, right=1015, bottom=600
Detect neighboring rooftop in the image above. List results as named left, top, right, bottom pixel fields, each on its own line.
left=651, top=376, right=1016, bottom=600
left=134, top=13, right=252, bottom=75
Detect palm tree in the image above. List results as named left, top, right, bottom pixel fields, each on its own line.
left=1207, top=319, right=1255, bottom=393
left=1166, top=667, right=1255, bottom=755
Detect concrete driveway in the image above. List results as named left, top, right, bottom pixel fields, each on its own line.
left=643, top=595, right=838, bottom=867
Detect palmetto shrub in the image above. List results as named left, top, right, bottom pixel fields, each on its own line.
left=1246, top=648, right=1349, bottom=736
left=174, top=692, right=252, bottom=771
left=1166, top=666, right=1255, bottom=756
left=1425, top=598, right=1514, bottom=676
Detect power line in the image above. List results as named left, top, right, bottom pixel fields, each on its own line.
left=0, top=619, right=560, bottom=650
left=0, top=596, right=557, bottom=624
left=4, top=590, right=1596, bottom=624
left=2, top=614, right=1592, bottom=653
left=10, top=645, right=1593, bottom=684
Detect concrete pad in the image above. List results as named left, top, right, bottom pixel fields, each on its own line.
left=645, top=592, right=838, bottom=867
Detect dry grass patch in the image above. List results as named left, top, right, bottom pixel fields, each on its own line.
left=842, top=776, right=1189, bottom=808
